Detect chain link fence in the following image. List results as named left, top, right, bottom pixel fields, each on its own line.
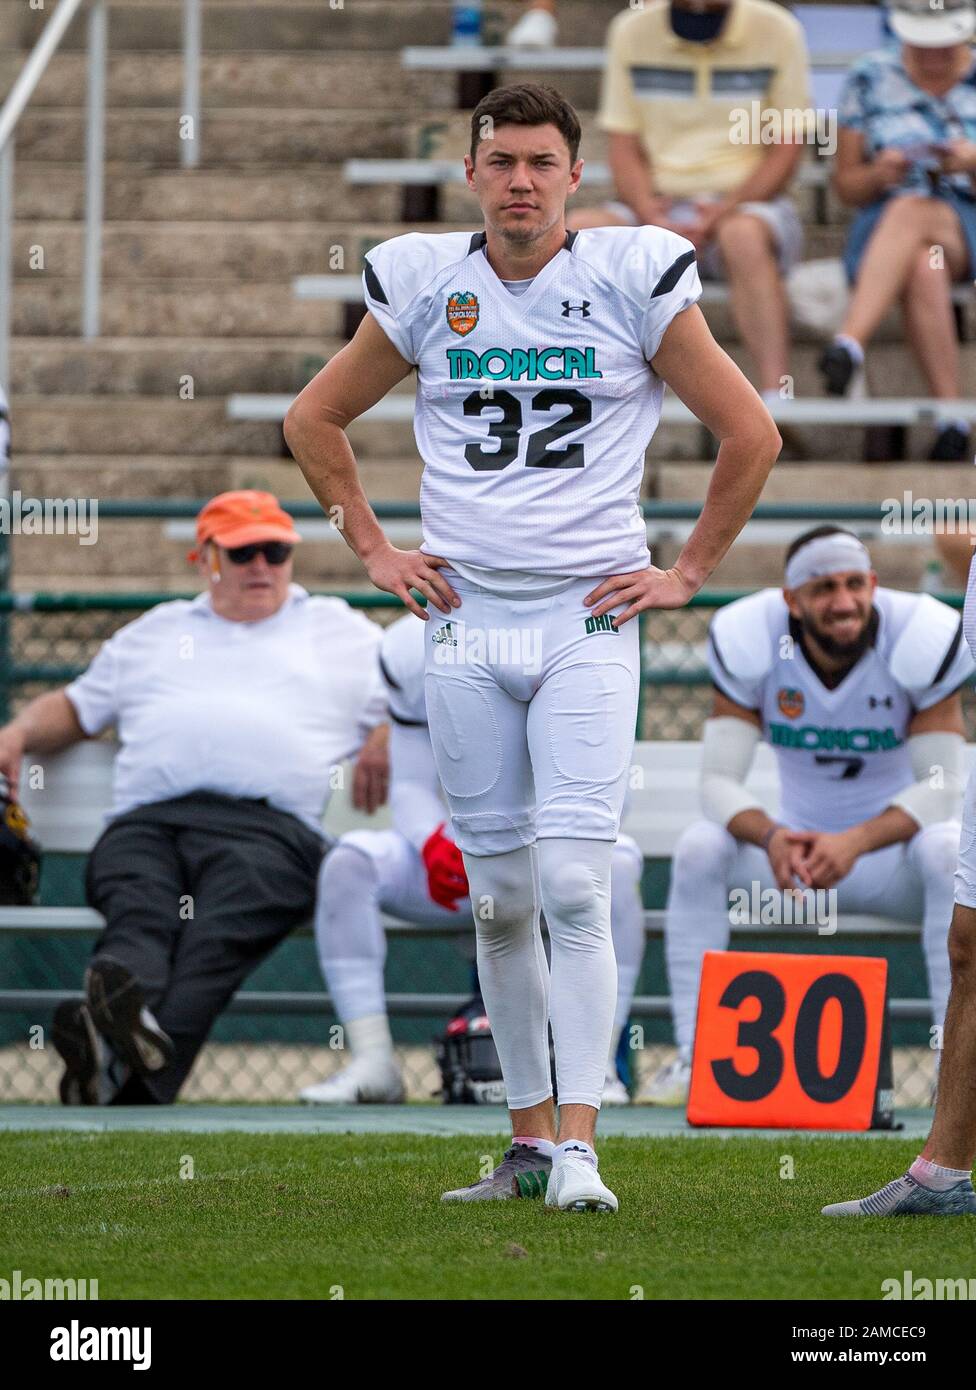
left=0, top=590, right=962, bottom=1109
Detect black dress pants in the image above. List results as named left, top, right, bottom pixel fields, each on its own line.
left=85, top=792, right=326, bottom=1102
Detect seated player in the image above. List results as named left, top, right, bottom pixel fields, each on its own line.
left=300, top=610, right=646, bottom=1110
left=646, top=525, right=974, bottom=1105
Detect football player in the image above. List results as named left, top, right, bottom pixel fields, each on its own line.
left=285, top=83, right=779, bottom=1211
left=823, top=535, right=976, bottom=1216
left=646, top=526, right=973, bottom=1107
left=299, top=610, right=646, bottom=1110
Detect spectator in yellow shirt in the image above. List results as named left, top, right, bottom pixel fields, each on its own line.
left=570, top=0, right=811, bottom=409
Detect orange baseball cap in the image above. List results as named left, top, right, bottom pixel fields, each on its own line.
left=189, top=490, right=302, bottom=560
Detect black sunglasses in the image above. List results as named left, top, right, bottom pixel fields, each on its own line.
left=224, top=542, right=294, bottom=566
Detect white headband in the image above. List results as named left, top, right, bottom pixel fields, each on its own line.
left=784, top=533, right=871, bottom=590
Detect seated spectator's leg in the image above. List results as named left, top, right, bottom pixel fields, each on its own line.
left=712, top=211, right=790, bottom=396
left=143, top=803, right=324, bottom=1102
left=85, top=813, right=186, bottom=1013
left=842, top=195, right=967, bottom=350
left=900, top=237, right=967, bottom=399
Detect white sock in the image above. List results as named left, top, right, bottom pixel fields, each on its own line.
left=538, top=838, right=616, bottom=1109
left=832, top=332, right=864, bottom=365
left=463, top=844, right=552, bottom=1110
left=910, top=1155, right=972, bottom=1189
left=555, top=1139, right=597, bottom=1166
left=345, top=1013, right=394, bottom=1064
left=512, top=1135, right=555, bottom=1157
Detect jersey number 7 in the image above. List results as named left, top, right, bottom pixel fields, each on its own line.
left=462, top=389, right=591, bottom=470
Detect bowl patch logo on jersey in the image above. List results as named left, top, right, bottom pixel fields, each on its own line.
left=446, top=291, right=479, bottom=337
left=778, top=686, right=804, bottom=720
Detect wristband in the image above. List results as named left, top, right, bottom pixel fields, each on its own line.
left=759, top=824, right=782, bottom=853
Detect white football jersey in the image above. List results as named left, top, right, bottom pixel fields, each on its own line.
left=963, top=547, right=976, bottom=663
left=707, top=586, right=973, bottom=831
left=363, top=225, right=701, bottom=577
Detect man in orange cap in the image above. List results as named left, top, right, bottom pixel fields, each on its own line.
left=0, top=490, right=390, bottom=1105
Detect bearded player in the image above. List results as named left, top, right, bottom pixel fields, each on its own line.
left=645, top=526, right=973, bottom=1107
left=285, top=83, right=780, bottom=1212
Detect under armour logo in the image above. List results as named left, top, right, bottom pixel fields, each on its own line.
left=868, top=695, right=893, bottom=709
left=561, top=300, right=591, bottom=317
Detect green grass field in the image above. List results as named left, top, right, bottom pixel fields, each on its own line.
left=1, top=1130, right=971, bottom=1300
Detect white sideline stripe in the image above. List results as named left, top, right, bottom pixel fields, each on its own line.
left=228, top=392, right=976, bottom=426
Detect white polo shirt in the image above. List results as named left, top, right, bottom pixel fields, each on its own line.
left=65, top=585, right=387, bottom=832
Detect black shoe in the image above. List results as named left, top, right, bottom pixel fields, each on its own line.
left=52, top=1000, right=101, bottom=1105
left=85, top=957, right=173, bottom=1075
left=818, top=342, right=857, bottom=396
left=929, top=425, right=971, bottom=462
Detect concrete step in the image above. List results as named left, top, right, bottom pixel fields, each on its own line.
left=12, top=335, right=976, bottom=398
left=0, top=1, right=633, bottom=55
left=9, top=396, right=283, bottom=456
left=7, top=336, right=336, bottom=396
left=9, top=280, right=346, bottom=338
left=6, top=217, right=853, bottom=281
left=658, top=461, right=976, bottom=506
left=651, top=535, right=937, bottom=592
left=0, top=51, right=447, bottom=110
left=6, top=221, right=474, bottom=280
left=11, top=455, right=262, bottom=500
left=10, top=109, right=409, bottom=165
left=12, top=163, right=399, bottom=223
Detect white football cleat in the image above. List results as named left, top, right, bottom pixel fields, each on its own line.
left=506, top=7, right=558, bottom=48
left=545, top=1151, right=618, bottom=1213
left=602, top=1074, right=630, bottom=1105
left=637, top=1057, right=691, bottom=1106
left=299, top=1056, right=405, bottom=1104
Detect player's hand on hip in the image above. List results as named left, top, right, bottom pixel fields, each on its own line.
left=363, top=543, right=460, bottom=620
left=583, top=565, right=698, bottom=626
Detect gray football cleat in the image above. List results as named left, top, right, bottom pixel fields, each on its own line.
left=822, top=1171, right=976, bottom=1216
left=441, top=1143, right=552, bottom=1202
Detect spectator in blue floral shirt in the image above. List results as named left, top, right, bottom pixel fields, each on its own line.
left=822, top=0, right=976, bottom=461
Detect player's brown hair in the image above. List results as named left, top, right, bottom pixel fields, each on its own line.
left=469, top=83, right=582, bottom=165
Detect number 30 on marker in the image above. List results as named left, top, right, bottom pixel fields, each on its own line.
left=688, top=951, right=890, bottom=1130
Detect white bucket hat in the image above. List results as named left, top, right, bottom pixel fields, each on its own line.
left=889, top=0, right=976, bottom=47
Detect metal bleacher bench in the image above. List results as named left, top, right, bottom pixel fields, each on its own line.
left=0, top=737, right=956, bottom=1022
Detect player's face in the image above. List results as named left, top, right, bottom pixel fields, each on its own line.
left=466, top=123, right=583, bottom=244
left=785, top=569, right=878, bottom=658
left=198, top=541, right=294, bottom=621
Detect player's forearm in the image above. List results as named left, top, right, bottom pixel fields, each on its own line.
left=608, top=138, right=661, bottom=222
left=7, top=691, right=86, bottom=753
left=847, top=807, right=918, bottom=856
left=727, top=807, right=779, bottom=848
left=284, top=414, right=388, bottom=563
left=673, top=427, right=780, bottom=588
